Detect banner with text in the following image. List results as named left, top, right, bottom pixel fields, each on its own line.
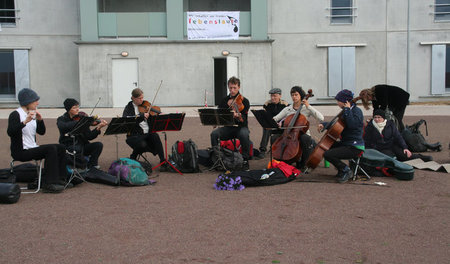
left=187, top=11, right=239, bottom=40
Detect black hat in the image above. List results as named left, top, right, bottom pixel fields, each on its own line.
left=269, top=88, right=282, bottom=95
left=18, top=88, right=40, bottom=106
left=64, top=98, right=79, bottom=112
left=373, top=109, right=386, bottom=119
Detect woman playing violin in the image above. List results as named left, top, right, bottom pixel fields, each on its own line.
left=210, top=76, right=251, bottom=170
left=122, top=88, right=167, bottom=170
left=317, top=89, right=364, bottom=183
left=57, top=98, right=108, bottom=170
left=272, top=86, right=324, bottom=170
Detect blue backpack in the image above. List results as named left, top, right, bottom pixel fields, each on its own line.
left=108, top=158, right=149, bottom=186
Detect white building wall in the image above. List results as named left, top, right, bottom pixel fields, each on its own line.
left=0, top=0, right=80, bottom=107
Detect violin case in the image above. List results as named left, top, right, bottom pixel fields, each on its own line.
left=0, top=183, right=21, bottom=204
left=358, top=149, right=415, bottom=180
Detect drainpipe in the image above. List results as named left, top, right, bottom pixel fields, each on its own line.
left=406, top=0, right=410, bottom=92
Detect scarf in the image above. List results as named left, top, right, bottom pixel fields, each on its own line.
left=372, top=119, right=387, bottom=135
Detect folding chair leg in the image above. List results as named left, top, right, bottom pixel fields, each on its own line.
left=19, top=160, right=43, bottom=194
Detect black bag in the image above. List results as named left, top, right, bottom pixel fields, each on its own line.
left=84, top=168, right=120, bottom=186
left=0, top=183, right=21, bottom=204
left=0, top=168, right=15, bottom=183
left=402, top=119, right=442, bottom=152
left=211, top=147, right=243, bottom=171
left=13, top=163, right=39, bottom=183
left=226, top=168, right=296, bottom=186
left=169, top=139, right=200, bottom=173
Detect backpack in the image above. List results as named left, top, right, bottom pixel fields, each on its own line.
left=211, top=147, right=243, bottom=171
left=108, top=158, right=149, bottom=186
left=220, top=139, right=254, bottom=158
left=169, top=139, right=200, bottom=173
left=402, top=119, right=442, bottom=152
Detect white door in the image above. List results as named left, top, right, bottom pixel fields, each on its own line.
left=226, top=56, right=239, bottom=80
left=112, top=58, right=138, bottom=107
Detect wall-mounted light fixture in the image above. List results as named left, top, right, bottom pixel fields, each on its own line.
left=221, top=50, right=230, bottom=56
left=121, top=51, right=129, bottom=57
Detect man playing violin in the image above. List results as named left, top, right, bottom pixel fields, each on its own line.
left=273, top=86, right=324, bottom=170
left=122, top=88, right=167, bottom=170
left=317, top=89, right=364, bottom=183
left=57, top=98, right=108, bottom=170
left=210, top=76, right=251, bottom=170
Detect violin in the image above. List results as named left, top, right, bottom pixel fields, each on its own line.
left=227, top=94, right=245, bottom=122
left=138, top=100, right=161, bottom=116
left=271, top=89, right=314, bottom=164
left=73, top=111, right=101, bottom=125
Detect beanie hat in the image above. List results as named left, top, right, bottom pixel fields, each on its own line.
left=64, top=98, right=79, bottom=112
left=373, top=109, right=386, bottom=119
left=335, top=89, right=354, bottom=103
left=18, top=88, right=40, bottom=106
left=269, top=88, right=282, bottom=95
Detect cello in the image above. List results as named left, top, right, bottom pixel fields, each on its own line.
left=271, top=89, right=314, bottom=164
left=304, top=95, right=362, bottom=172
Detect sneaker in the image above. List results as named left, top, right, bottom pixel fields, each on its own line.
left=42, top=184, right=64, bottom=193
left=242, top=160, right=249, bottom=171
left=254, top=152, right=265, bottom=160
left=337, top=166, right=352, bottom=183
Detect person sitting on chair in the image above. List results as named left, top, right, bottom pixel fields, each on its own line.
left=7, top=88, right=67, bottom=193
left=122, top=88, right=167, bottom=170
left=273, top=86, right=324, bottom=170
left=254, top=88, right=289, bottom=160
left=318, top=89, right=364, bottom=183
left=57, top=98, right=108, bottom=170
left=364, top=109, right=432, bottom=162
left=210, top=76, right=251, bottom=170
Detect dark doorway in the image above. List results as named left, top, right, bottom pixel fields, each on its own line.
left=214, top=58, right=227, bottom=105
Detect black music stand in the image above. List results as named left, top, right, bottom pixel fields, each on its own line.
left=198, top=108, right=235, bottom=171
left=251, top=109, right=281, bottom=162
left=104, top=117, right=137, bottom=160
left=148, top=113, right=186, bottom=175
left=66, top=116, right=94, bottom=188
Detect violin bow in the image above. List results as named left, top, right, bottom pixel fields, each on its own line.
left=89, top=97, right=101, bottom=116
left=150, top=80, right=163, bottom=108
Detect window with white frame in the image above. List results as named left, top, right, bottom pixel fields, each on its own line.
left=0, top=0, right=16, bottom=25
left=434, top=0, right=450, bottom=21
left=431, top=45, right=450, bottom=94
left=330, top=0, right=353, bottom=24
left=328, top=47, right=355, bottom=96
left=0, top=50, right=30, bottom=99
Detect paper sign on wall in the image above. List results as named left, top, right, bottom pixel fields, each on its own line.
left=187, top=11, right=239, bottom=40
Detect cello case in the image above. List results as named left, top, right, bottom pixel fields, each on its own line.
left=357, top=149, right=415, bottom=180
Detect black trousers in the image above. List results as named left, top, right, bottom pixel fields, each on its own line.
left=13, top=144, right=67, bottom=184
left=323, top=144, right=362, bottom=171
left=126, top=133, right=165, bottom=161
left=210, top=126, right=251, bottom=160
left=378, top=145, right=424, bottom=162
left=67, top=142, right=103, bottom=168
left=297, top=134, right=316, bottom=169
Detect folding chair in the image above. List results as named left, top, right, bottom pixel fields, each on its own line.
left=10, top=159, right=43, bottom=194
left=349, top=152, right=371, bottom=181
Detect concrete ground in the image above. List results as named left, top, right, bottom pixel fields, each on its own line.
left=0, top=105, right=449, bottom=264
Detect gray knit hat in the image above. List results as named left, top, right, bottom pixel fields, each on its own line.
left=18, top=88, right=40, bottom=106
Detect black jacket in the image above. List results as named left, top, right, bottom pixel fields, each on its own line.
left=7, top=111, right=45, bottom=158
left=123, top=101, right=147, bottom=136
left=322, top=104, right=364, bottom=147
left=218, top=92, right=250, bottom=127
left=263, top=99, right=289, bottom=118
left=57, top=112, right=100, bottom=147
left=364, top=119, right=408, bottom=151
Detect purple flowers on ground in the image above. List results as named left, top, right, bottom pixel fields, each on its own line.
left=214, top=174, right=245, bottom=191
